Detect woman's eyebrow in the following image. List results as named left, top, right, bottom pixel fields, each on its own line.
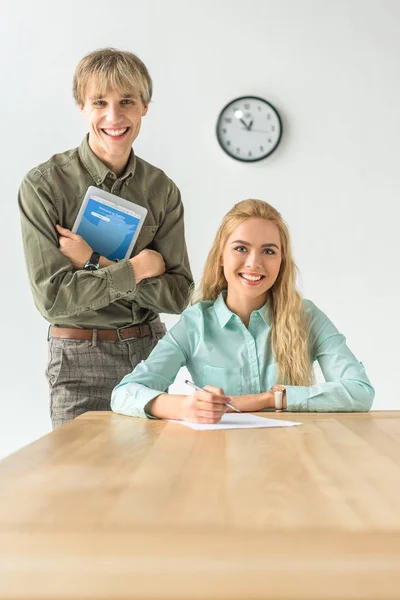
left=231, top=239, right=280, bottom=249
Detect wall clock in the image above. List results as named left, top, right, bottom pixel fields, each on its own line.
left=216, top=96, right=282, bottom=162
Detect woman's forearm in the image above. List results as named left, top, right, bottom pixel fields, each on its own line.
left=146, top=394, right=186, bottom=419
left=229, top=391, right=279, bottom=412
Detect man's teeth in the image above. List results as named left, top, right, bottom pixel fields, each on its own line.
left=240, top=274, right=263, bottom=281
left=104, top=128, right=128, bottom=136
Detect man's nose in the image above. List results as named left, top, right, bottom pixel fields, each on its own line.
left=106, top=103, right=123, bottom=123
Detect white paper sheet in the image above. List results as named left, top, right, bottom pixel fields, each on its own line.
left=167, top=413, right=302, bottom=431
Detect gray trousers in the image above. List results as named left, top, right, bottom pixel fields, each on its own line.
left=46, top=320, right=166, bottom=428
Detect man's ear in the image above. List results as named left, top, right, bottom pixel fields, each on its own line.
left=78, top=104, right=85, bottom=114
left=142, top=103, right=149, bottom=117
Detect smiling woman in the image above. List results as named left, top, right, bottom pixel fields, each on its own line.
left=111, top=199, right=375, bottom=424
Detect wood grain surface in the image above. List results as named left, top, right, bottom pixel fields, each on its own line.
left=0, top=411, right=399, bottom=599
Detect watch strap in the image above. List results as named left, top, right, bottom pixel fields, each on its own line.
left=83, top=252, right=100, bottom=270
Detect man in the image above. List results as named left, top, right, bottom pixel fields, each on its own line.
left=19, top=48, right=193, bottom=428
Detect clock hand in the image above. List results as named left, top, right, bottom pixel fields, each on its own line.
left=239, top=118, right=250, bottom=130
left=248, top=120, right=254, bottom=130
left=240, top=128, right=271, bottom=134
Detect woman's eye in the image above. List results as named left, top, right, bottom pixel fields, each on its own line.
left=263, top=248, right=275, bottom=255
left=234, top=246, right=247, bottom=253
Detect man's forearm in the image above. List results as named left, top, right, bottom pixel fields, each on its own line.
left=99, top=256, right=116, bottom=268
left=134, top=273, right=193, bottom=314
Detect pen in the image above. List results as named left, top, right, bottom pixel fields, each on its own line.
left=184, top=379, right=241, bottom=413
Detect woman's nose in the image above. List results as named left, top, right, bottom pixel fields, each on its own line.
left=245, top=251, right=262, bottom=269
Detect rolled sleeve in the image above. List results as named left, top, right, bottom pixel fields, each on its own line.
left=134, top=180, right=193, bottom=314
left=111, top=327, right=188, bottom=418
left=285, top=301, right=375, bottom=412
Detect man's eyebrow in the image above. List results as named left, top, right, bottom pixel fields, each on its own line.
left=230, top=239, right=280, bottom=249
left=89, top=93, right=138, bottom=100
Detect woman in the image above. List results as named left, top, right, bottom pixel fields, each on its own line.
left=111, top=199, right=374, bottom=422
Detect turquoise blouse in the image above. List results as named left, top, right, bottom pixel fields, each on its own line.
left=111, top=293, right=374, bottom=418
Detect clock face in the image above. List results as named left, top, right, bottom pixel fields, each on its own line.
left=216, top=96, right=282, bottom=162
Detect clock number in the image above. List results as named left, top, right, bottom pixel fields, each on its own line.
left=244, top=103, right=250, bottom=109
left=260, top=146, right=264, bottom=152
left=267, top=114, right=271, bottom=120
left=236, top=148, right=240, bottom=154
left=248, top=151, right=252, bottom=157
left=257, top=106, right=262, bottom=111
left=245, top=112, right=251, bottom=119
left=227, top=141, right=231, bottom=146
left=224, top=118, right=232, bottom=123
left=271, top=126, right=275, bottom=131
left=268, top=138, right=272, bottom=143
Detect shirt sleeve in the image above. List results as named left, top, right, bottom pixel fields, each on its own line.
left=19, top=169, right=137, bottom=322
left=111, top=316, right=193, bottom=418
left=133, top=180, right=193, bottom=315
left=285, top=301, right=375, bottom=412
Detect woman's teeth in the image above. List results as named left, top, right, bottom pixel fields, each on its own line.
left=239, top=273, right=263, bottom=281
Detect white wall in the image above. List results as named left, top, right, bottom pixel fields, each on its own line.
left=1, top=0, right=399, bottom=458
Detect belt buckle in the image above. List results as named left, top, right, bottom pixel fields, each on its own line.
left=117, top=324, right=137, bottom=342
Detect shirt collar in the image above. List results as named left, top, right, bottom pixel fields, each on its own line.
left=213, top=291, right=271, bottom=328
left=78, top=134, right=137, bottom=185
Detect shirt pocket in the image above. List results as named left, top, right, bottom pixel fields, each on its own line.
left=133, top=225, right=158, bottom=255
left=202, top=365, right=243, bottom=396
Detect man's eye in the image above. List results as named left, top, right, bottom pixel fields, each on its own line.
left=94, top=101, right=106, bottom=107
left=121, top=99, right=134, bottom=104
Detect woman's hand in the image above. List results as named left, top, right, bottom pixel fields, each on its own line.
left=227, top=392, right=275, bottom=412
left=56, top=224, right=92, bottom=269
left=180, top=385, right=228, bottom=424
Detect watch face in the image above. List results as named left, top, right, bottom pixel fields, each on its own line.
left=84, top=263, right=98, bottom=271
left=216, top=96, right=282, bottom=162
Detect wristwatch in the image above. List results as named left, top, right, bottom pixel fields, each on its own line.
left=83, top=252, right=100, bottom=271
left=272, top=386, right=286, bottom=412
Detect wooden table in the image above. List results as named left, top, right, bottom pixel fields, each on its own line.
left=0, top=411, right=400, bottom=599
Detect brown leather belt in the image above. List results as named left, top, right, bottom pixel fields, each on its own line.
left=49, top=324, right=152, bottom=341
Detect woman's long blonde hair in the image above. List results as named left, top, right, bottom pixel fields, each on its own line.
left=194, top=199, right=313, bottom=386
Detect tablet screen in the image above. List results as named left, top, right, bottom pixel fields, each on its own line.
left=75, top=193, right=142, bottom=261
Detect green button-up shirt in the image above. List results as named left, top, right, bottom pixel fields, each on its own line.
left=111, top=293, right=374, bottom=417
left=18, top=136, right=193, bottom=328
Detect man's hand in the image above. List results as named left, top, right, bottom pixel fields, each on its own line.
left=56, top=224, right=92, bottom=269
left=130, top=249, right=166, bottom=283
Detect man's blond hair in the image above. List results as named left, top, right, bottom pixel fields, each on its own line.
left=73, top=48, right=153, bottom=105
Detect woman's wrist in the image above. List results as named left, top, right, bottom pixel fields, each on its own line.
left=271, top=386, right=287, bottom=410
left=229, top=392, right=275, bottom=412
left=146, top=393, right=185, bottom=420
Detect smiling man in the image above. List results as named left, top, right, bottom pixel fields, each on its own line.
left=18, top=48, right=193, bottom=428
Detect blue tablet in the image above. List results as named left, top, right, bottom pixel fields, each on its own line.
left=72, top=186, right=148, bottom=261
